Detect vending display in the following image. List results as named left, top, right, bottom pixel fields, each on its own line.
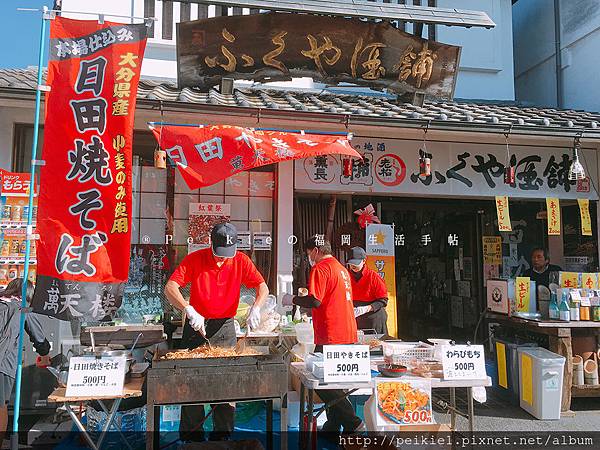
left=0, top=171, right=37, bottom=288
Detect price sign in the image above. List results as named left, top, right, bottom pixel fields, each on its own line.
left=323, top=345, right=371, bottom=383
left=66, top=356, right=126, bottom=398
left=442, top=345, right=487, bottom=380
left=375, top=378, right=433, bottom=426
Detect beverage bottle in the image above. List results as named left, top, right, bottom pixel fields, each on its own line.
left=570, top=293, right=580, bottom=321
left=549, top=291, right=559, bottom=320
left=559, top=291, right=571, bottom=322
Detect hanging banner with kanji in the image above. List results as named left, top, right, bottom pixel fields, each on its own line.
left=578, top=198, right=593, bottom=236
left=32, top=17, right=148, bottom=321
left=515, top=276, right=531, bottom=313
left=495, top=196, right=512, bottom=232
left=150, top=124, right=360, bottom=190
left=365, top=223, right=397, bottom=337
left=545, top=197, right=561, bottom=235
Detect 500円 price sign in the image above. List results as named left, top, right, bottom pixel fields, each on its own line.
left=442, top=345, right=487, bottom=380
left=323, top=345, right=371, bottom=383
left=66, top=356, right=127, bottom=397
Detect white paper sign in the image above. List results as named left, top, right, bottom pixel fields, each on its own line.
left=323, top=345, right=371, bottom=383
left=66, top=356, right=126, bottom=398
left=253, top=232, right=272, bottom=250
left=236, top=231, right=251, bottom=250
left=442, top=345, right=487, bottom=380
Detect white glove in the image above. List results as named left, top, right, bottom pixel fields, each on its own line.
left=185, top=305, right=206, bottom=336
left=281, top=293, right=294, bottom=306
left=354, top=306, right=371, bottom=317
left=247, top=307, right=262, bottom=331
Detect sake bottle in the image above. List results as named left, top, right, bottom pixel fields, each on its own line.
left=559, top=291, right=571, bottom=322
left=570, top=292, right=580, bottom=321
left=549, top=291, right=560, bottom=320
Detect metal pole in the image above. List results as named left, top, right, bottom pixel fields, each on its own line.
left=10, top=7, right=48, bottom=450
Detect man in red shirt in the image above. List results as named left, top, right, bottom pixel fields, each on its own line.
left=164, top=222, right=268, bottom=440
left=347, top=247, right=389, bottom=335
left=285, top=236, right=364, bottom=436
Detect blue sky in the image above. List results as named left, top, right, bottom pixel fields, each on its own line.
left=1, top=1, right=51, bottom=69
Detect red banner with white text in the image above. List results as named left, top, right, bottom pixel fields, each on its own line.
left=32, top=17, right=147, bottom=321
left=150, top=124, right=361, bottom=190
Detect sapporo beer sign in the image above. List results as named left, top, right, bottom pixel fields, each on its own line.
left=177, top=13, right=461, bottom=98
left=32, top=17, right=148, bottom=321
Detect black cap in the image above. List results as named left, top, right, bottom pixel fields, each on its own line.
left=211, top=222, right=237, bottom=258
left=347, top=247, right=367, bottom=265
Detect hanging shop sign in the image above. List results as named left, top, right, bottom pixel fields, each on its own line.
left=515, top=276, right=531, bottom=313
left=365, top=224, right=397, bottom=337
left=578, top=198, right=593, bottom=236
left=151, top=124, right=359, bottom=190
left=32, top=17, right=148, bottom=321
left=177, top=12, right=461, bottom=98
left=294, top=138, right=599, bottom=200
left=546, top=198, right=561, bottom=235
left=495, top=196, right=512, bottom=232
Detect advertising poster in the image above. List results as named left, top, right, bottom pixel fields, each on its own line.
left=375, top=378, right=433, bottom=426
left=188, top=203, right=231, bottom=253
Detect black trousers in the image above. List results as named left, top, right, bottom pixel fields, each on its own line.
left=179, top=318, right=237, bottom=440
left=356, top=308, right=388, bottom=335
left=313, top=345, right=362, bottom=433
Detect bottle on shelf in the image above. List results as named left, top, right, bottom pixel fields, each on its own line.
left=549, top=290, right=559, bottom=320
left=0, top=239, right=9, bottom=257
left=559, top=290, right=570, bottom=322
left=570, top=291, right=580, bottom=321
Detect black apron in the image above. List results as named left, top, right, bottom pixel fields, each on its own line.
left=356, top=307, right=388, bottom=335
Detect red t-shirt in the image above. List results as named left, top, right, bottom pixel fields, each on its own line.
left=351, top=267, right=388, bottom=303
left=309, top=257, right=357, bottom=346
left=169, top=248, right=265, bottom=319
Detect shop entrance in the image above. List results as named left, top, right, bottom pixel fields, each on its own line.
left=369, top=197, right=491, bottom=342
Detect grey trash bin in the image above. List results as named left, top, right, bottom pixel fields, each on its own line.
left=517, top=347, right=565, bottom=420
left=494, top=337, right=537, bottom=405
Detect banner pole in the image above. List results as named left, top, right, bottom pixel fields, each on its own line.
left=11, top=6, right=48, bottom=450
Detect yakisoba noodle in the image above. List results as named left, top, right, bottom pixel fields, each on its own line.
left=377, top=381, right=430, bottom=421
left=162, top=345, right=260, bottom=360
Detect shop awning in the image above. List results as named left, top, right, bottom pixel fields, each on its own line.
left=149, top=123, right=360, bottom=189
left=186, top=0, right=496, bottom=28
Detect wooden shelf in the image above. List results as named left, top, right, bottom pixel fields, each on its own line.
left=571, top=384, right=600, bottom=398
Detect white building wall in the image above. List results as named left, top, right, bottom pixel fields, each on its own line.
left=61, top=0, right=515, bottom=100
left=513, top=0, right=600, bottom=111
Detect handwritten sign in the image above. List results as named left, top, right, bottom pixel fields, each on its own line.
left=515, top=277, right=531, bottom=313
left=66, top=356, right=126, bottom=398
left=582, top=273, right=598, bottom=290
left=546, top=197, right=561, bottom=235
left=482, top=236, right=502, bottom=264
left=442, top=345, right=487, bottom=380
left=495, top=196, right=512, bottom=232
left=323, top=345, right=371, bottom=383
left=560, top=271, right=579, bottom=288
left=578, top=199, right=593, bottom=236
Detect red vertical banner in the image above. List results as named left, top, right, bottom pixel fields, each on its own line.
left=32, top=17, right=147, bottom=321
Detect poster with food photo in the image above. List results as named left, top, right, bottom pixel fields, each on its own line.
left=375, top=378, right=434, bottom=426
left=188, top=203, right=231, bottom=253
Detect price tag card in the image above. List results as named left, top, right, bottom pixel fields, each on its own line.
left=323, top=345, right=371, bottom=383
left=375, top=378, right=433, bottom=426
left=442, top=345, right=487, bottom=380
left=66, top=356, right=126, bottom=398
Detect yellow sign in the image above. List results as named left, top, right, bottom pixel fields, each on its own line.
left=521, top=354, right=533, bottom=405
left=560, top=272, right=579, bottom=288
left=496, top=342, right=508, bottom=389
left=578, top=199, right=593, bottom=236
left=365, top=224, right=397, bottom=337
left=515, top=277, right=531, bottom=313
left=482, top=236, right=502, bottom=265
left=582, top=273, right=599, bottom=290
left=495, top=196, right=512, bottom=232
left=545, top=198, right=561, bottom=235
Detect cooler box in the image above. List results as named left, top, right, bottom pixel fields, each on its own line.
left=493, top=337, right=537, bottom=405
left=517, top=348, right=565, bottom=420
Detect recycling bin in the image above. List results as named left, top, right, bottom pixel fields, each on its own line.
left=517, top=347, right=565, bottom=420
left=493, top=336, right=537, bottom=405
